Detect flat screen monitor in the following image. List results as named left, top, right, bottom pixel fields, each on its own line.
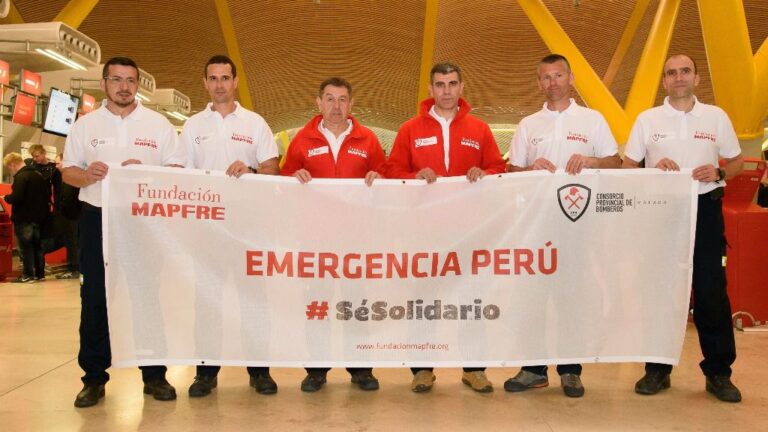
left=42, top=88, right=80, bottom=137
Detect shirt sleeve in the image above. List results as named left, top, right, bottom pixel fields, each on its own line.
left=62, top=120, right=86, bottom=169
left=509, top=121, right=529, bottom=168
left=367, top=134, right=387, bottom=176
left=480, top=123, right=506, bottom=174
left=593, top=113, right=619, bottom=158
left=253, top=117, right=279, bottom=165
left=159, top=120, right=186, bottom=167
left=179, top=120, right=197, bottom=169
left=623, top=115, right=648, bottom=164
left=280, top=135, right=304, bottom=176
left=716, top=108, right=741, bottom=159
left=385, top=124, right=417, bottom=179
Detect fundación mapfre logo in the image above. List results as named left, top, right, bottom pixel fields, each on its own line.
left=557, top=184, right=591, bottom=222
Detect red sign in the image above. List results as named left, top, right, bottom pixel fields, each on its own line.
left=81, top=93, right=96, bottom=113
left=0, top=60, right=9, bottom=86
left=12, top=93, right=36, bottom=126
left=20, top=69, right=42, bottom=96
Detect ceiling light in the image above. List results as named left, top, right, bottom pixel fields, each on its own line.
left=34, top=48, right=87, bottom=71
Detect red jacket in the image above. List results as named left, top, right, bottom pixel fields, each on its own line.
left=386, top=98, right=505, bottom=179
left=281, top=115, right=386, bottom=179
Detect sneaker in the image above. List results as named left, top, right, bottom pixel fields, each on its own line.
left=56, top=271, right=79, bottom=280
left=350, top=370, right=380, bottom=391
left=188, top=375, right=217, bottom=397
left=35, top=275, right=45, bottom=281
left=462, top=371, right=493, bottom=393
left=560, top=373, right=585, bottom=398
left=74, top=383, right=105, bottom=408
left=411, top=370, right=436, bottom=393
left=143, top=378, right=177, bottom=401
left=300, top=372, right=327, bottom=392
left=11, top=275, right=35, bottom=283
left=706, top=376, right=741, bottom=403
left=250, top=372, right=278, bottom=394
left=634, top=371, right=670, bottom=395
left=504, top=370, right=549, bottom=392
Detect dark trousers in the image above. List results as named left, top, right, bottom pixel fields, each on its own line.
left=196, top=365, right=269, bottom=377
left=646, top=193, right=736, bottom=377
left=42, top=214, right=79, bottom=272
left=14, top=221, right=44, bottom=278
left=78, top=205, right=167, bottom=385
left=411, top=367, right=485, bottom=374
left=523, top=364, right=582, bottom=376
left=305, top=367, right=372, bottom=376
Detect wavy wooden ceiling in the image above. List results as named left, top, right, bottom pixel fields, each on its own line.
left=11, top=0, right=768, bottom=134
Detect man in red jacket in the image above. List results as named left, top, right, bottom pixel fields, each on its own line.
left=387, top=62, right=506, bottom=393
left=281, top=77, right=385, bottom=391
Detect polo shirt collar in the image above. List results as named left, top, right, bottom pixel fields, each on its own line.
left=542, top=98, right=577, bottom=116
left=662, top=96, right=702, bottom=117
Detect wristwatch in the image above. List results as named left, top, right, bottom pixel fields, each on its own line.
left=716, top=168, right=726, bottom=182
left=249, top=166, right=258, bottom=174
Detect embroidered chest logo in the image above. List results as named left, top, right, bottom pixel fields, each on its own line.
left=651, top=133, right=670, bottom=143
left=347, top=147, right=368, bottom=158
left=693, top=131, right=716, bottom=143
left=530, top=136, right=544, bottom=147
left=134, top=138, right=158, bottom=149
left=566, top=132, right=588, bottom=143
left=231, top=133, right=253, bottom=145
left=308, top=147, right=329, bottom=158
left=90, top=138, right=108, bottom=147
left=415, top=136, right=438, bottom=148
left=460, top=137, right=480, bottom=150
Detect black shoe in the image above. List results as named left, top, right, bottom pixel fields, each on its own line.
left=188, top=375, right=217, bottom=397
left=35, top=275, right=45, bottom=281
left=706, top=376, right=742, bottom=403
left=351, top=371, right=380, bottom=391
left=300, top=373, right=327, bottom=392
left=11, top=275, right=35, bottom=283
left=249, top=372, right=278, bottom=395
left=74, top=383, right=105, bottom=408
left=560, top=373, right=585, bottom=398
left=634, top=371, right=671, bottom=395
left=143, top=378, right=177, bottom=401
left=56, top=271, right=79, bottom=280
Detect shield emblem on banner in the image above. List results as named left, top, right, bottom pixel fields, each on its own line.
left=557, top=184, right=591, bottom=222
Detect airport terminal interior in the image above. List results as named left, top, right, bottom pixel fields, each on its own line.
left=1, top=0, right=768, bottom=430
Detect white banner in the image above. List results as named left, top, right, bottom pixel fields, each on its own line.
left=103, top=166, right=697, bottom=368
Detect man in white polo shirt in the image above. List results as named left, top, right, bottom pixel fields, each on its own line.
left=180, top=55, right=279, bottom=398
left=505, top=54, right=620, bottom=398
left=62, top=57, right=186, bottom=408
left=623, top=54, right=743, bottom=403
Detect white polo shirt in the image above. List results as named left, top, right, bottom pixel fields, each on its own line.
left=624, top=97, right=741, bottom=194
left=318, top=119, right=352, bottom=162
left=510, top=99, right=618, bottom=169
left=62, top=101, right=185, bottom=207
left=181, top=102, right=278, bottom=170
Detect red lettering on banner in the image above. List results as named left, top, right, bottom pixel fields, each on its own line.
left=514, top=249, right=535, bottom=275
left=386, top=253, right=407, bottom=278
left=131, top=202, right=225, bottom=220
left=298, top=252, right=314, bottom=277
left=268, top=251, right=293, bottom=276
left=441, top=252, right=461, bottom=276
left=246, top=251, right=263, bottom=275
left=366, top=253, right=383, bottom=279
left=412, top=252, right=428, bottom=278
left=494, top=249, right=511, bottom=275
left=472, top=250, right=491, bottom=274
left=318, top=253, right=339, bottom=278
left=343, top=254, right=362, bottom=279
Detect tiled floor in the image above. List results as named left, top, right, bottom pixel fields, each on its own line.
left=1, top=277, right=766, bottom=431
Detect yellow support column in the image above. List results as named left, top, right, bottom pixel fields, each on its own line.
left=53, top=0, right=100, bottom=29
left=416, top=0, right=439, bottom=113
left=277, top=130, right=291, bottom=168
left=213, top=0, right=255, bottom=110
left=623, top=0, right=680, bottom=122
left=516, top=0, right=630, bottom=143
left=603, top=0, right=651, bottom=88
